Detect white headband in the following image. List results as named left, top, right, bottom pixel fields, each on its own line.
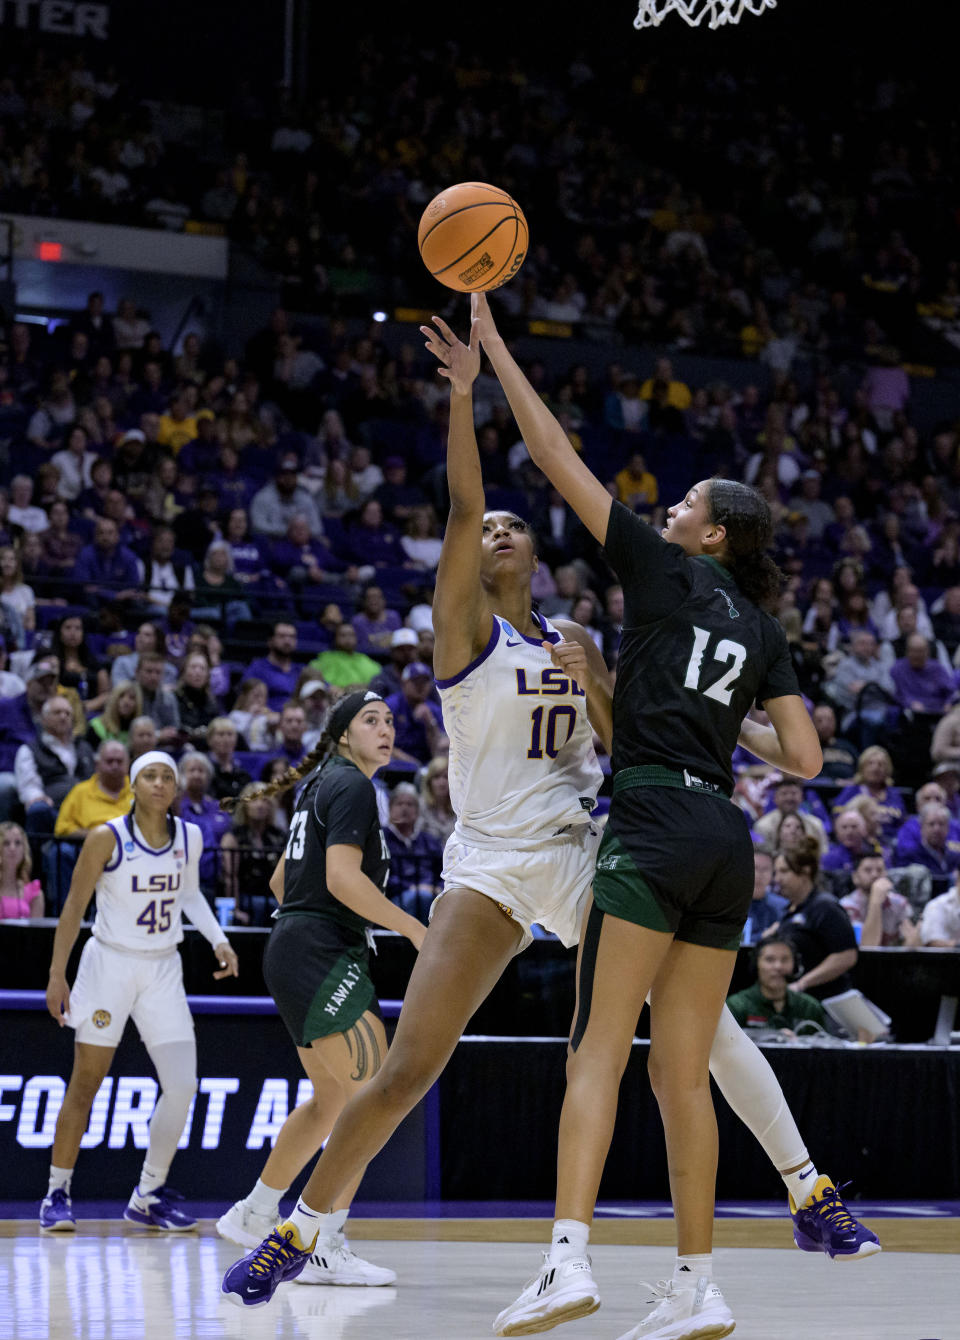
left=130, top=750, right=179, bottom=787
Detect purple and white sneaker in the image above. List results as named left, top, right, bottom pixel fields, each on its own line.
left=221, top=1222, right=313, bottom=1308
left=124, top=1185, right=197, bottom=1231
left=790, top=1176, right=881, bottom=1260
left=39, top=1188, right=76, bottom=1232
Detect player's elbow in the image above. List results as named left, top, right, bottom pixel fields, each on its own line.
left=790, top=754, right=823, bottom=781
left=326, top=869, right=347, bottom=898
left=782, top=740, right=823, bottom=780
left=326, top=856, right=354, bottom=899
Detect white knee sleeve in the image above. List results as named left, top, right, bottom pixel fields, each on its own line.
left=708, top=1006, right=809, bottom=1172
left=144, top=1038, right=198, bottom=1172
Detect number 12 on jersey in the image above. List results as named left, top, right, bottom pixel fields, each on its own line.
left=684, top=626, right=747, bottom=706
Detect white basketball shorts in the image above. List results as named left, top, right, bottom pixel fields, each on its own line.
left=67, top=939, right=195, bottom=1048
left=436, top=823, right=601, bottom=952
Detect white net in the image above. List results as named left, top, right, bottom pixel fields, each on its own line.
left=634, top=0, right=776, bottom=29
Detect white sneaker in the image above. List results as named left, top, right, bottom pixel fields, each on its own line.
left=215, top=1199, right=278, bottom=1249
left=493, top=1253, right=600, bottom=1336
left=616, top=1277, right=735, bottom=1340
left=293, top=1233, right=397, bottom=1287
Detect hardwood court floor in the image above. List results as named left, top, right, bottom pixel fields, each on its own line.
left=1, top=1224, right=956, bottom=1340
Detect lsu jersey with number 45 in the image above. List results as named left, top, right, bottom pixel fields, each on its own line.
left=437, top=613, right=602, bottom=851
left=91, top=813, right=204, bottom=954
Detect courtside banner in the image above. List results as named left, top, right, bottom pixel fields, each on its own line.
left=0, top=998, right=431, bottom=1201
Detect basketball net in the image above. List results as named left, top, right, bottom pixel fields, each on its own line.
left=634, top=0, right=776, bottom=29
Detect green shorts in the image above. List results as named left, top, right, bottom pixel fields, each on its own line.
left=263, top=913, right=380, bottom=1047
left=593, top=772, right=754, bottom=951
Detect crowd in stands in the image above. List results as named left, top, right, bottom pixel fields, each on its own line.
left=1, top=40, right=960, bottom=1030
left=2, top=43, right=959, bottom=368
left=1, top=284, right=960, bottom=988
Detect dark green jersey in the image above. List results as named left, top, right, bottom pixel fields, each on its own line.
left=279, top=754, right=390, bottom=942
left=603, top=502, right=800, bottom=793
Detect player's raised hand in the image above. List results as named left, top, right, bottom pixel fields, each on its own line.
left=212, top=942, right=240, bottom=980
left=46, top=972, right=70, bottom=1026
left=544, top=638, right=590, bottom=692
left=470, top=291, right=502, bottom=347
left=419, top=312, right=479, bottom=395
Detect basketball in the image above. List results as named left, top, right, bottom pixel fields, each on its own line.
left=417, top=182, right=528, bottom=293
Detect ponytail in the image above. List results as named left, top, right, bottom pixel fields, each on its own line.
left=219, top=730, right=336, bottom=815
left=707, top=478, right=784, bottom=608
left=724, top=550, right=784, bottom=608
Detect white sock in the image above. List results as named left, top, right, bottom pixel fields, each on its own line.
left=138, top=1161, right=167, bottom=1196
left=674, top=1253, right=712, bottom=1282
left=48, top=1165, right=73, bottom=1195
left=783, top=1161, right=820, bottom=1206
left=314, top=1207, right=350, bottom=1243
left=549, top=1218, right=590, bottom=1263
left=284, top=1197, right=324, bottom=1248
left=246, top=1177, right=286, bottom=1219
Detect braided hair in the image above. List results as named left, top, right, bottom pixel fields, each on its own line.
left=706, top=478, right=784, bottom=608
left=219, top=730, right=335, bottom=815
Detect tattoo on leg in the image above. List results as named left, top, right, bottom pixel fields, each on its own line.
left=343, top=1015, right=382, bottom=1081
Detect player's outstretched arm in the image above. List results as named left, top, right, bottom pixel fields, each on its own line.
left=737, top=696, right=822, bottom=780
left=421, top=303, right=493, bottom=680
left=45, top=825, right=116, bottom=1024
left=472, top=293, right=613, bottom=545
left=327, top=843, right=427, bottom=950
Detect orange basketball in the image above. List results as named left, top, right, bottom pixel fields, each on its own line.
left=418, top=182, right=528, bottom=293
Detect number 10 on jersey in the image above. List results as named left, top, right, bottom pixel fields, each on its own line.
left=528, top=704, right=577, bottom=759
left=684, top=626, right=747, bottom=706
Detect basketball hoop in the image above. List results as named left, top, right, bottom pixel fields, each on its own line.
left=634, top=0, right=776, bottom=29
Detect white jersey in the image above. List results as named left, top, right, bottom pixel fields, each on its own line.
left=92, top=813, right=203, bottom=956
left=437, top=613, right=603, bottom=850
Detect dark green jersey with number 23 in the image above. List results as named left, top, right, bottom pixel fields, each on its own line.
left=279, top=754, right=390, bottom=942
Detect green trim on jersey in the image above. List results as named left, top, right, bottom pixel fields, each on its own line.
left=698, top=555, right=733, bottom=579
left=594, top=801, right=749, bottom=952
left=592, top=830, right=674, bottom=934
left=613, top=764, right=731, bottom=800
left=302, top=950, right=377, bottom=1044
